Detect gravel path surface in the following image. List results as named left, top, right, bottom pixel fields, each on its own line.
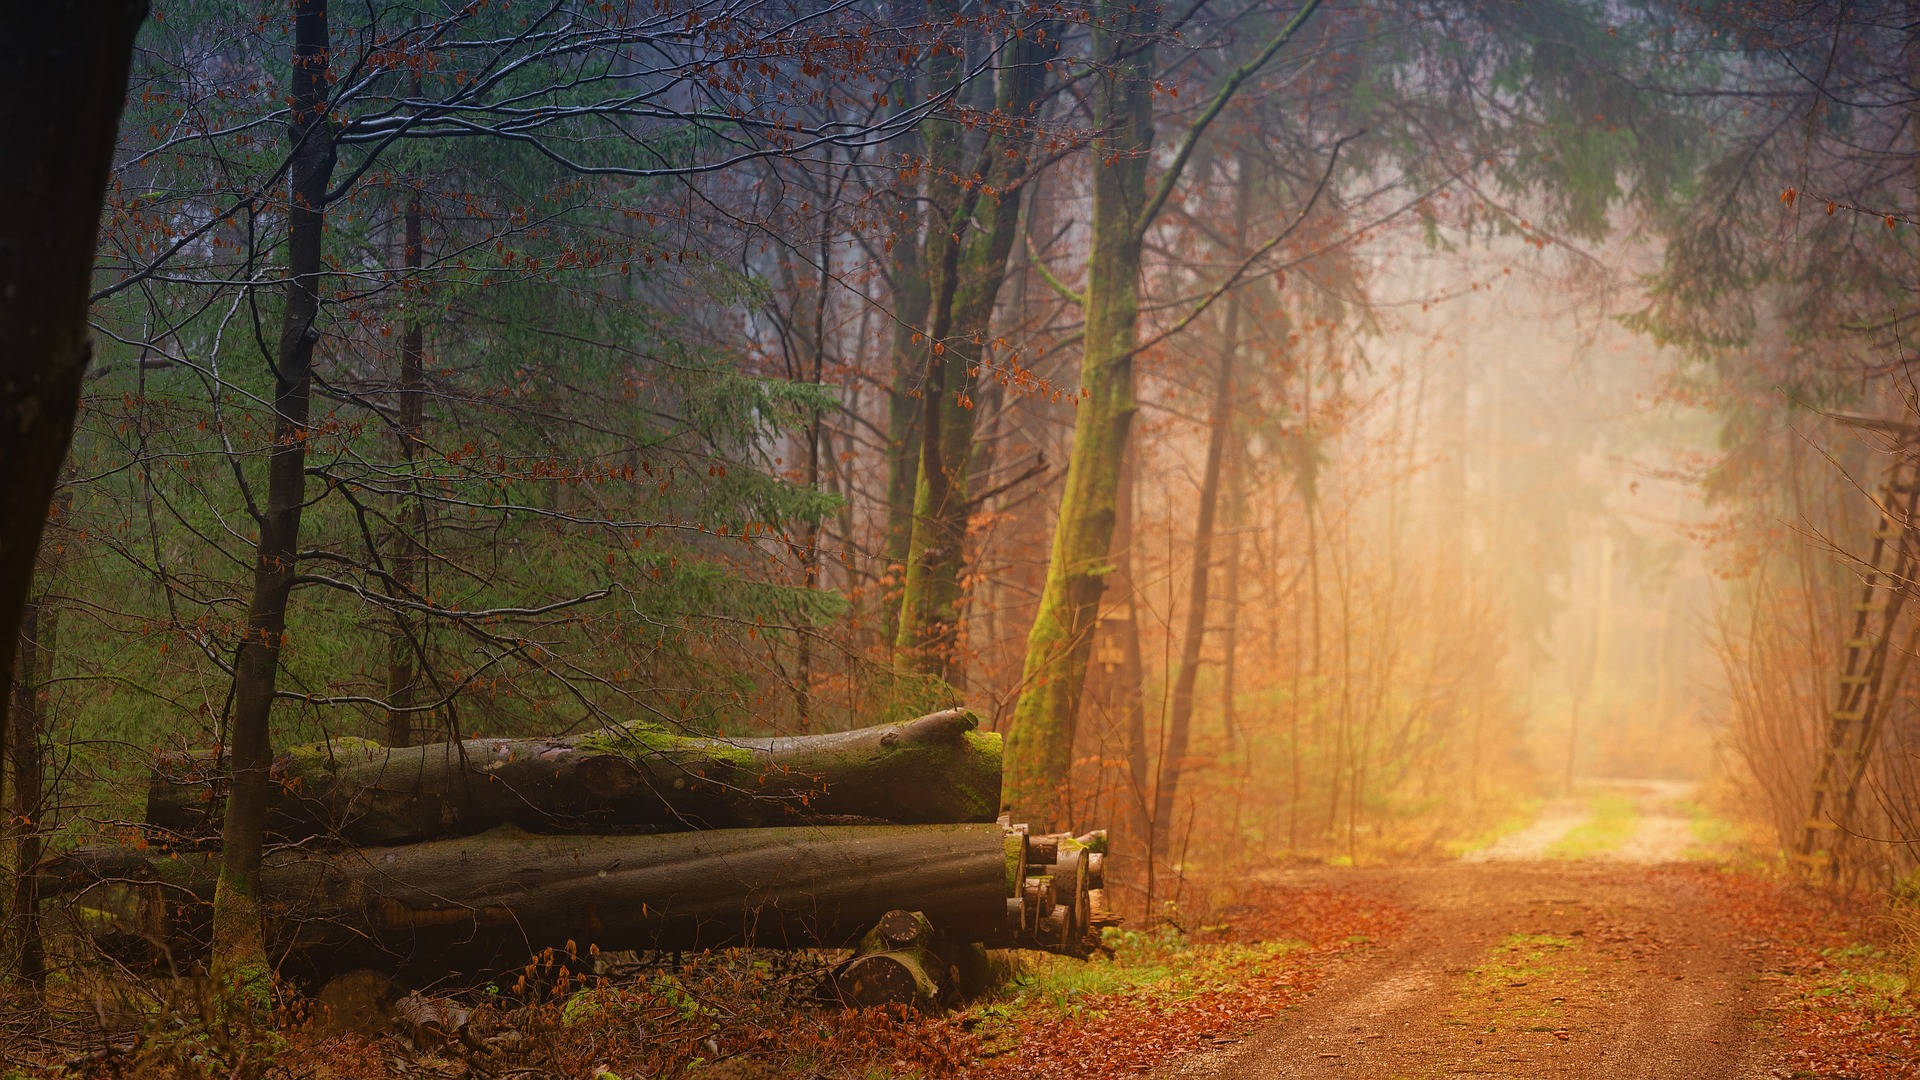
left=1159, top=780, right=1781, bottom=1079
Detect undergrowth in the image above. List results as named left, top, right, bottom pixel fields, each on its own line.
left=1, top=881, right=1402, bottom=1080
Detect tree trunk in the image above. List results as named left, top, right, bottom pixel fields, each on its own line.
left=213, top=0, right=337, bottom=999
left=151, top=710, right=1002, bottom=846
left=883, top=243, right=930, bottom=656
left=8, top=577, right=57, bottom=984
left=1150, top=153, right=1251, bottom=858
left=1001, top=0, right=1320, bottom=831
left=881, top=30, right=929, bottom=658
left=1220, top=430, right=1245, bottom=746
left=387, top=179, right=427, bottom=749
left=1107, top=443, right=1154, bottom=910
left=58, top=824, right=1035, bottom=977
left=796, top=220, right=831, bottom=728
left=877, top=0, right=931, bottom=657
left=1003, top=0, right=1159, bottom=829
left=893, top=22, right=1051, bottom=681
left=0, top=0, right=145, bottom=792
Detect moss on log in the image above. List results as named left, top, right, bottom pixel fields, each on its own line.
left=148, top=710, right=1001, bottom=846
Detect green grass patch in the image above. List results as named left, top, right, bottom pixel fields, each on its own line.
left=1546, top=793, right=1639, bottom=859
left=1452, top=933, right=1588, bottom=1027
left=1680, top=799, right=1735, bottom=858
left=1804, top=942, right=1916, bottom=1015
left=962, top=925, right=1305, bottom=1050
left=1474, top=933, right=1582, bottom=980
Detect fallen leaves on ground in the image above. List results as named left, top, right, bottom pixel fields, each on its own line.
left=1675, top=866, right=1920, bottom=1080
left=965, top=884, right=1408, bottom=1079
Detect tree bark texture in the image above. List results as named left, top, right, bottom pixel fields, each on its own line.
left=151, top=709, right=1002, bottom=846
left=883, top=195, right=930, bottom=653
left=213, top=0, right=338, bottom=996
left=0, top=0, right=145, bottom=801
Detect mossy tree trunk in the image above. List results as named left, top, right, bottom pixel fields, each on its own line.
left=1106, top=443, right=1154, bottom=908
left=1003, top=0, right=1322, bottom=828
left=889, top=8, right=967, bottom=675
left=883, top=210, right=931, bottom=655
left=212, top=0, right=336, bottom=1001
left=0, top=0, right=144, bottom=800
left=881, top=6, right=930, bottom=655
left=1003, top=0, right=1158, bottom=828
left=892, top=18, right=1053, bottom=682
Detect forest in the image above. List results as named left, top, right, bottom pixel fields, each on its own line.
left=4, top=0, right=1920, bottom=1076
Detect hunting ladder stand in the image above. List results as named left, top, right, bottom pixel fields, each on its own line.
left=1796, top=413, right=1920, bottom=878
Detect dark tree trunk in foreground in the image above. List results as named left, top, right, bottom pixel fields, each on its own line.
left=214, top=0, right=337, bottom=998
left=59, top=824, right=1022, bottom=976
left=151, top=710, right=1002, bottom=846
left=0, top=0, right=145, bottom=796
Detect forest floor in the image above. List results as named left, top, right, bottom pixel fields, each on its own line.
left=15, top=781, right=1918, bottom=1079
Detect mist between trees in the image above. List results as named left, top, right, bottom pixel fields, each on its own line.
left=6, top=0, right=1920, bottom=1007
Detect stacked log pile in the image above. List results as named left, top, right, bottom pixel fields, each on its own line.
left=47, top=710, right=1113, bottom=1004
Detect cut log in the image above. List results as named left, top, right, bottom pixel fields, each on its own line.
left=837, top=951, right=943, bottom=1008
left=835, top=909, right=946, bottom=1008
left=48, top=823, right=1030, bottom=976
left=147, top=709, right=1001, bottom=846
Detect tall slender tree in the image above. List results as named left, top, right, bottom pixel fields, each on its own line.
left=212, top=0, right=337, bottom=997
left=1005, top=0, right=1324, bottom=826
left=894, top=14, right=1054, bottom=680
left=1152, top=149, right=1255, bottom=854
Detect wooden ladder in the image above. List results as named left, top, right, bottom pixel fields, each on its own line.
left=1796, top=456, right=1920, bottom=875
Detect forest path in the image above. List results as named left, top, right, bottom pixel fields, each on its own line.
left=1157, top=784, right=1783, bottom=1079
left=1465, top=777, right=1700, bottom=863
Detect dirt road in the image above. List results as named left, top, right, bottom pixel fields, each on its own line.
left=1159, top=781, right=1791, bottom=1079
